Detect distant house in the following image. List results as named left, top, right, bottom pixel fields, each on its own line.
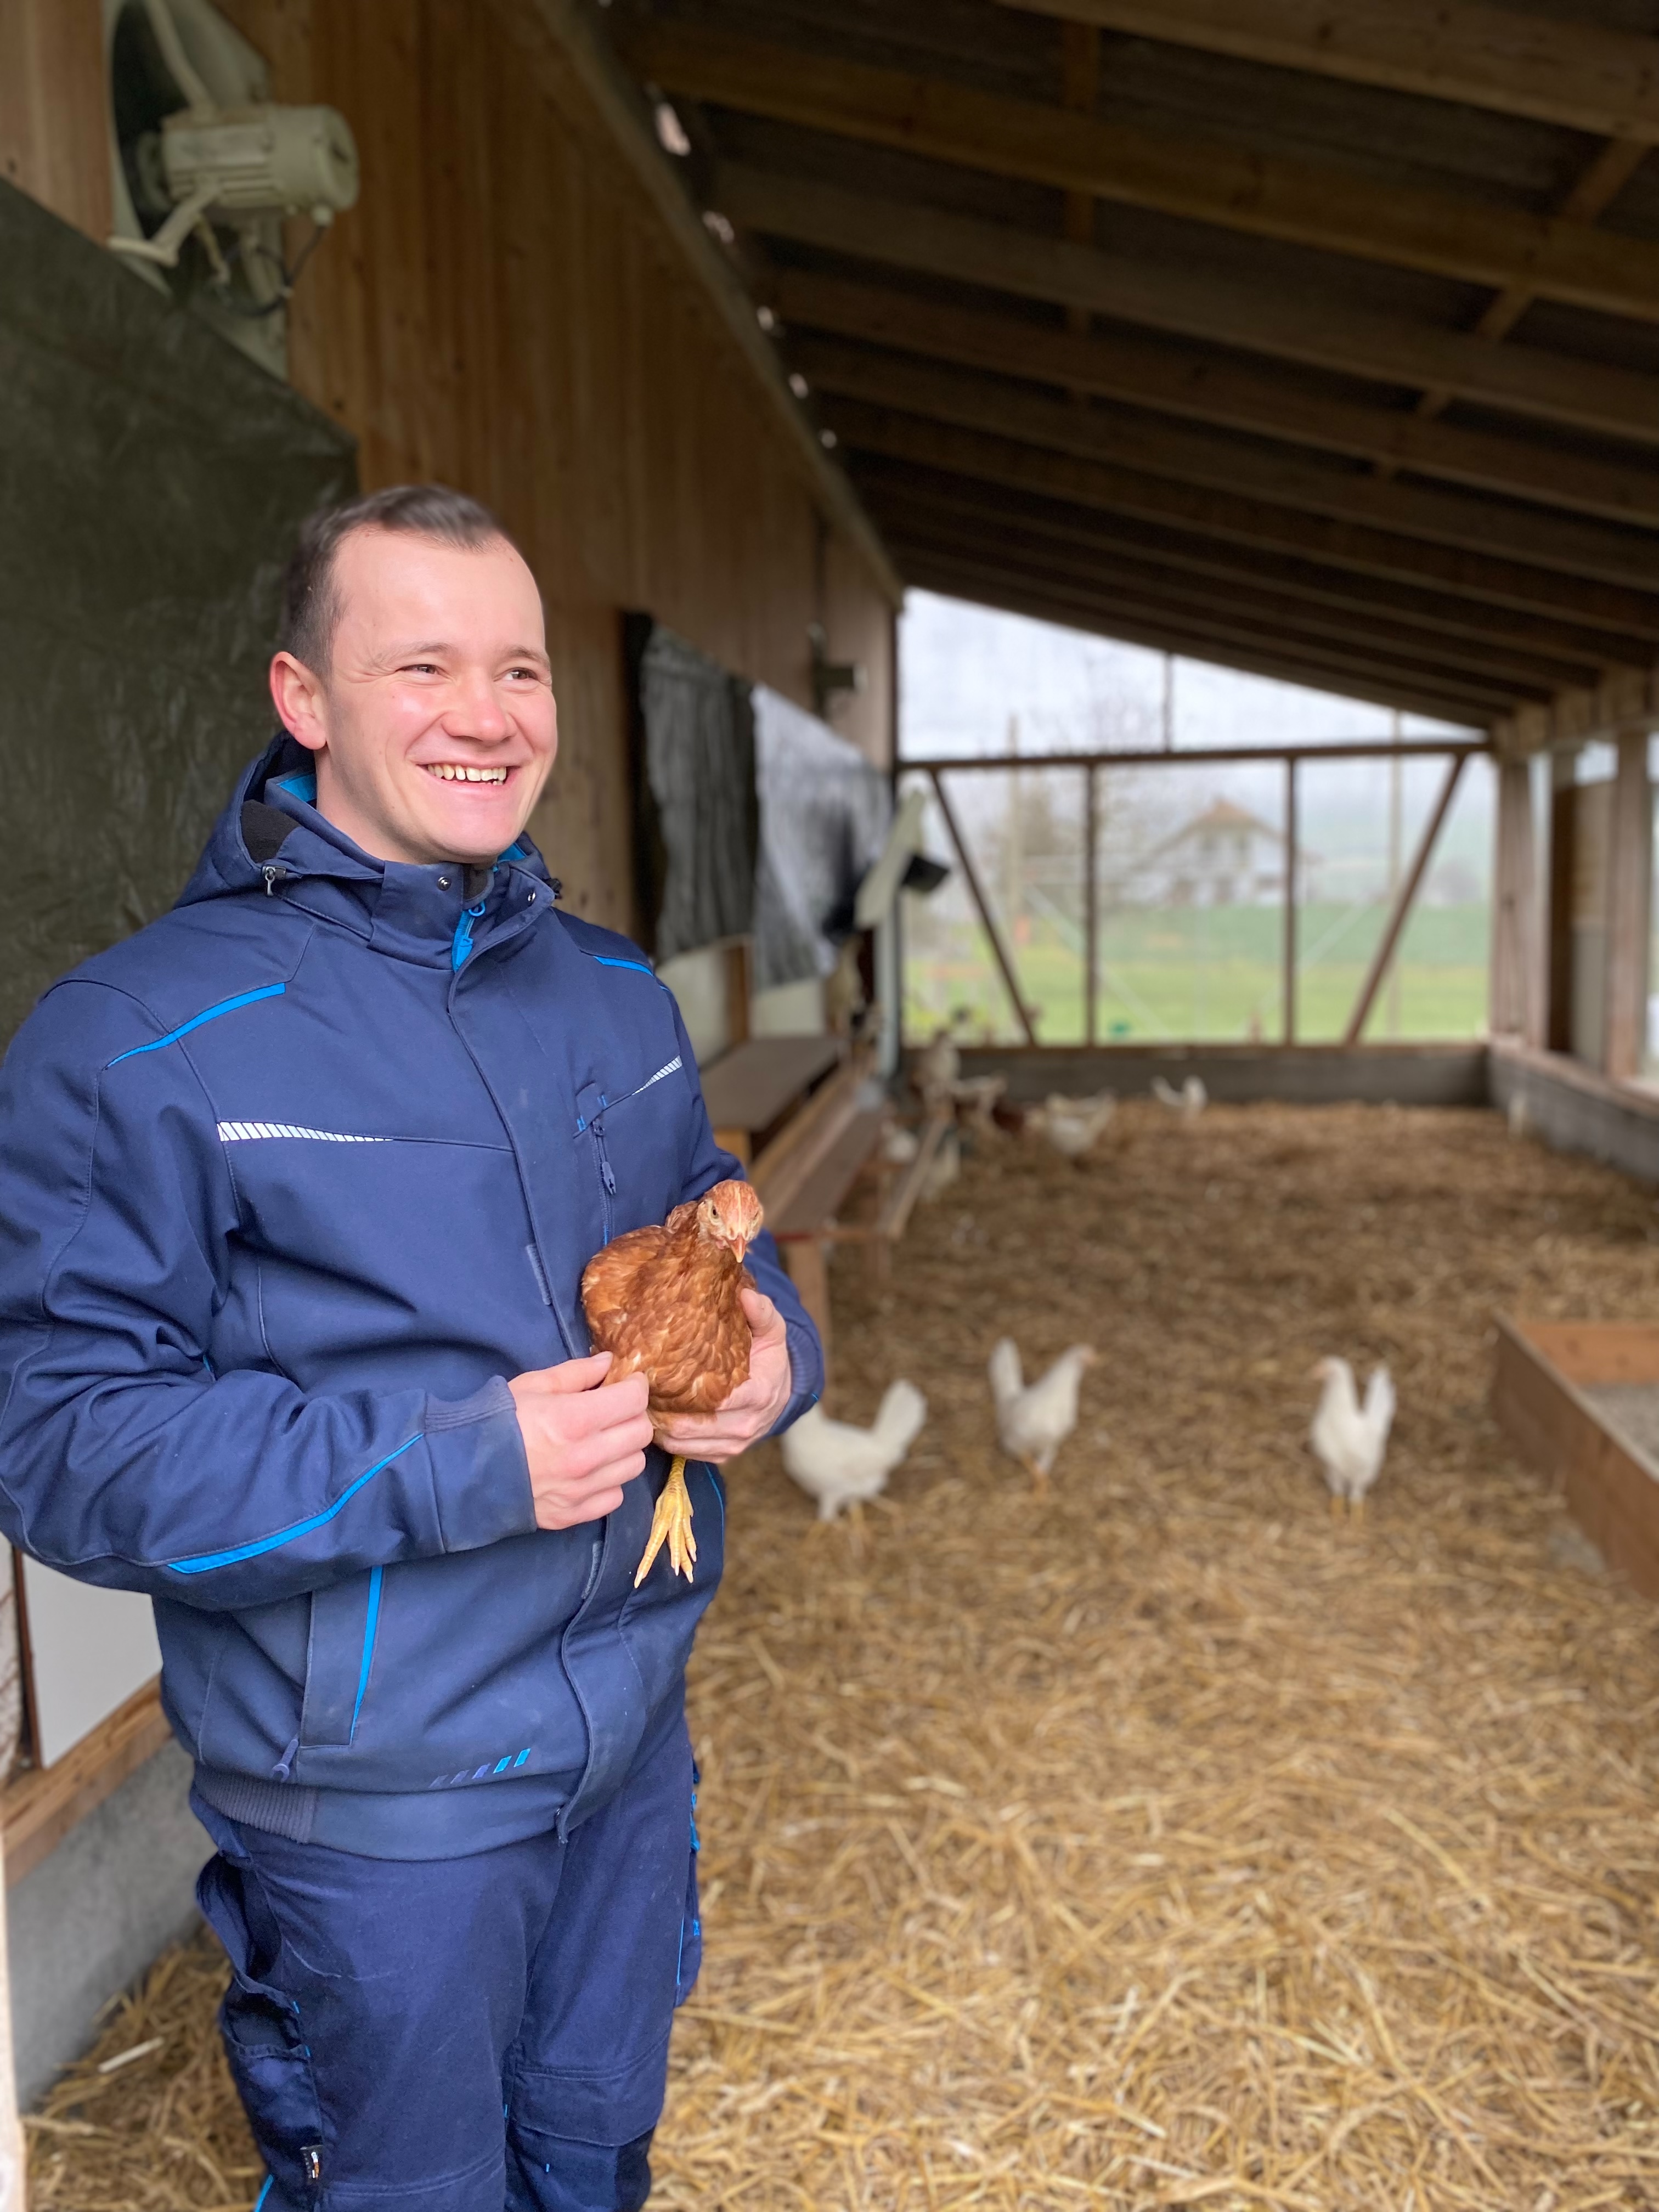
left=1126, top=798, right=1300, bottom=909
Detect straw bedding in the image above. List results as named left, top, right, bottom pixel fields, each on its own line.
left=29, top=1101, right=1659, bottom=2210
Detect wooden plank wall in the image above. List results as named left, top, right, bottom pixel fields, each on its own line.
left=1, top=0, right=896, bottom=934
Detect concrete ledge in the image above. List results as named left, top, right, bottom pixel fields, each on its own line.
left=1489, top=1039, right=1659, bottom=1186
left=953, top=1042, right=1491, bottom=1109
left=9, top=1740, right=204, bottom=2106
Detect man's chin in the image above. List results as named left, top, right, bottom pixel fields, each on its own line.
left=415, top=793, right=534, bottom=867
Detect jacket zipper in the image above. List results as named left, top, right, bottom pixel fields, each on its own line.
left=450, top=899, right=487, bottom=971
left=592, top=1118, right=616, bottom=1243
left=261, top=865, right=288, bottom=896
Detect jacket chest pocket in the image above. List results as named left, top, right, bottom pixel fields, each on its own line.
left=299, top=1570, right=383, bottom=1748
left=574, top=1081, right=617, bottom=1244
left=575, top=1062, right=689, bottom=1246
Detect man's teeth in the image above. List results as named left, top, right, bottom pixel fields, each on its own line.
left=426, top=764, right=509, bottom=783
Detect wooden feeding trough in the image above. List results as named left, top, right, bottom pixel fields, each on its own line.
left=1493, top=1318, right=1659, bottom=1598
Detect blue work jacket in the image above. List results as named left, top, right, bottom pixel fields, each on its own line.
left=0, top=737, right=821, bottom=1857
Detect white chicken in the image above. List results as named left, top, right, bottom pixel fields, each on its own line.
left=988, top=1338, right=1096, bottom=1492
left=1309, top=1357, right=1396, bottom=1520
left=1029, top=1090, right=1116, bottom=1162
left=1152, top=1075, right=1208, bottom=1120
left=781, top=1381, right=928, bottom=1521
left=913, top=1022, right=963, bottom=1112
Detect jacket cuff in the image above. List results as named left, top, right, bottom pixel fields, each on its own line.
left=766, top=1313, right=823, bottom=1439
left=425, top=1376, right=537, bottom=1551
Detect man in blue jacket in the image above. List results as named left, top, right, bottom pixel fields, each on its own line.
left=0, top=484, right=821, bottom=2209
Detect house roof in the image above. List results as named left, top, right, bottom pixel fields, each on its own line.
left=595, top=0, right=1659, bottom=735
left=1139, top=796, right=1285, bottom=864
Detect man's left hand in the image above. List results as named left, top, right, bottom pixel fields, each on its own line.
left=656, top=1288, right=793, bottom=1463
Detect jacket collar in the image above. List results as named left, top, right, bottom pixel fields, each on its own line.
left=177, top=733, right=557, bottom=970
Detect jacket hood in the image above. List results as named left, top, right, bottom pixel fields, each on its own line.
left=176, top=733, right=559, bottom=967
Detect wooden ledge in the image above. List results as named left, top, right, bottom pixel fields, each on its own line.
left=3, top=1678, right=170, bottom=1888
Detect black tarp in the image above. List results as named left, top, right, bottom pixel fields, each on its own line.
left=0, top=178, right=356, bottom=1045
left=751, top=686, right=890, bottom=992
left=623, top=614, right=758, bottom=962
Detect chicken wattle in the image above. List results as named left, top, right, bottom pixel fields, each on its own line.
left=580, top=1178, right=765, bottom=1584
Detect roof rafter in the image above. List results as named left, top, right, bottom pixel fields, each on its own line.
left=801, top=340, right=1656, bottom=587
left=994, top=0, right=1659, bottom=143
left=720, top=166, right=1659, bottom=448
left=827, top=400, right=1659, bottom=637
left=627, top=21, right=1659, bottom=322
left=775, top=273, right=1659, bottom=530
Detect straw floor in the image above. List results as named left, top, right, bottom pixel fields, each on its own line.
left=29, top=1101, right=1659, bottom=2210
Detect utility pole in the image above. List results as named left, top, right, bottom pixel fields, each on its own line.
left=1004, top=712, right=1023, bottom=948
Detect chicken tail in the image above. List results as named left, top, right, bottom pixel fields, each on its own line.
left=1362, top=1363, right=1397, bottom=1442
left=871, top=1379, right=928, bottom=1458
left=988, top=1336, right=1023, bottom=1413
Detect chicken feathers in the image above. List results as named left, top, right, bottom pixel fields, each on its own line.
left=1310, top=1356, right=1395, bottom=1519
left=781, top=1381, right=928, bottom=1521
left=988, top=1338, right=1096, bottom=1492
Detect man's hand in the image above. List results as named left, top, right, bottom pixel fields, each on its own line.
left=656, top=1288, right=794, bottom=1463
left=509, top=1352, right=654, bottom=1531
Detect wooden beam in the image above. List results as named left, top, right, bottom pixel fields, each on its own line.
left=829, top=402, right=1659, bottom=638
left=855, top=466, right=1631, bottom=676
left=1605, top=731, right=1654, bottom=1081
left=928, top=769, right=1041, bottom=1043
left=723, top=165, right=1659, bottom=448
left=3, top=1678, right=170, bottom=1889
left=995, top=0, right=1659, bottom=144
left=518, top=2, right=902, bottom=605
left=1489, top=758, right=1538, bottom=1042
left=899, top=539, right=1525, bottom=716
left=777, top=274, right=1659, bottom=532
left=1495, top=665, right=1659, bottom=758
left=885, top=512, right=1581, bottom=696
left=1341, top=754, right=1467, bottom=1043
left=904, top=741, right=1489, bottom=770
left=802, top=340, right=1656, bottom=588
left=630, top=23, right=1659, bottom=322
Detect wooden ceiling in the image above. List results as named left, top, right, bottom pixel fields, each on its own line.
left=595, top=0, right=1659, bottom=728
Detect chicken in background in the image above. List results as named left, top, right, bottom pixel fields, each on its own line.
left=989, top=1338, right=1096, bottom=1492
left=1028, top=1090, right=1116, bottom=1163
left=781, top=1381, right=928, bottom=1521
left=1310, top=1356, right=1396, bottom=1520
left=913, top=1019, right=964, bottom=1113
left=1152, top=1075, right=1208, bottom=1121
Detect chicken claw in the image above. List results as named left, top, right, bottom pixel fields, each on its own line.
left=635, top=1455, right=697, bottom=1587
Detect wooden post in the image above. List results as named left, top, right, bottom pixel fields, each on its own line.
left=927, top=768, right=1039, bottom=1045
left=782, top=1239, right=832, bottom=1387
left=1547, top=760, right=1578, bottom=1056
left=0, top=1819, right=19, bottom=2212
left=1341, top=752, right=1466, bottom=1045
left=1084, top=763, right=1099, bottom=1045
left=1283, top=756, right=1297, bottom=1044
left=1605, top=730, right=1653, bottom=1081
left=1489, top=756, right=1536, bottom=1040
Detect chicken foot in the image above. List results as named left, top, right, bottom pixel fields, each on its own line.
left=635, top=1454, right=697, bottom=1587
left=1021, top=1453, right=1050, bottom=1497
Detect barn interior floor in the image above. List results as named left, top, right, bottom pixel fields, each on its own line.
left=27, top=1103, right=1659, bottom=2210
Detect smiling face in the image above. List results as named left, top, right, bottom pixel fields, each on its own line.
left=268, top=526, right=557, bottom=866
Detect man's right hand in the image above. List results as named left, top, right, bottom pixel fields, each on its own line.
left=508, top=1352, right=654, bottom=1531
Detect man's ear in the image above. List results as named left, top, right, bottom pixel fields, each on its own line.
left=270, top=651, right=328, bottom=754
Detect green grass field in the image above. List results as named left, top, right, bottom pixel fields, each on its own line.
left=904, top=900, right=1489, bottom=1046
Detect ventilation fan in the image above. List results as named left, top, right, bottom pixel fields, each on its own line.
left=105, top=0, right=358, bottom=379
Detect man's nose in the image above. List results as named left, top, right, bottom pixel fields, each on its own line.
left=444, top=667, right=511, bottom=740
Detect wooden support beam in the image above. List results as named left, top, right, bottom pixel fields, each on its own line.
left=927, top=769, right=1040, bottom=1043
left=903, top=556, right=1495, bottom=725
left=888, top=518, right=1567, bottom=701
left=803, top=340, right=1655, bottom=588
left=1605, top=732, right=1654, bottom=1081
left=778, top=274, right=1659, bottom=531
left=1341, top=754, right=1468, bottom=1044
left=905, top=741, right=1490, bottom=771
left=995, top=0, right=1659, bottom=144
left=631, top=24, right=1659, bottom=321
left=859, top=469, right=1629, bottom=678
left=3, top=1678, right=170, bottom=1889
left=1489, top=757, right=1538, bottom=1042
left=1495, top=666, right=1659, bottom=758
left=1284, top=758, right=1299, bottom=1044
left=830, top=402, right=1659, bottom=638
left=724, top=166, right=1659, bottom=448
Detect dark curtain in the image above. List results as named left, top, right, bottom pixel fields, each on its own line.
left=0, top=179, right=357, bottom=1046
left=623, top=616, right=759, bottom=961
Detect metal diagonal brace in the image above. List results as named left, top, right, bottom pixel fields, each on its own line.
left=927, top=769, right=1040, bottom=1046
left=1340, top=752, right=1468, bottom=1045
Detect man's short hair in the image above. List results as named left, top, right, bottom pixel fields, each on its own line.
left=279, top=484, right=514, bottom=674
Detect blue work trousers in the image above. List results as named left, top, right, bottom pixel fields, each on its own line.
left=193, top=1707, right=701, bottom=2210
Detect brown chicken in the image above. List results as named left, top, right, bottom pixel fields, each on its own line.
left=580, top=1178, right=766, bottom=1586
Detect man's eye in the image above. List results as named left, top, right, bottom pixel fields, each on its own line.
left=403, top=662, right=441, bottom=676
